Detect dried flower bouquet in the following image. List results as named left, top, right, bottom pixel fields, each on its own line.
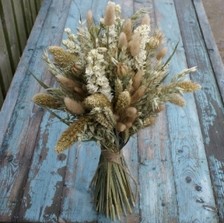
left=33, top=1, right=200, bottom=220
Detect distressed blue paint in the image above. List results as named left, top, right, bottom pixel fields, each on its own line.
left=59, top=141, right=100, bottom=222
left=174, top=0, right=224, bottom=221
left=0, top=0, right=223, bottom=222
left=0, top=0, right=70, bottom=220
left=154, top=0, right=218, bottom=222
left=138, top=112, right=178, bottom=223
left=208, top=155, right=224, bottom=219
left=22, top=113, right=68, bottom=222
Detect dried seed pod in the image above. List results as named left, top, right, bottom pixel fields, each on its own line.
left=96, top=113, right=111, bottom=129
left=118, top=32, right=128, bottom=50
left=141, top=14, right=150, bottom=26
left=177, top=81, right=201, bottom=92
left=147, top=37, right=161, bottom=49
left=114, top=78, right=123, bottom=102
left=125, top=107, right=137, bottom=117
left=71, top=64, right=81, bottom=74
left=154, top=30, right=164, bottom=44
left=74, top=86, right=85, bottom=95
left=64, top=97, right=85, bottom=115
left=56, top=117, right=89, bottom=153
left=129, top=40, right=140, bottom=57
left=117, top=63, right=128, bottom=78
left=122, top=19, right=132, bottom=41
left=129, top=33, right=141, bottom=57
left=33, top=93, right=62, bottom=109
left=86, top=10, right=93, bottom=28
left=56, top=75, right=78, bottom=90
left=124, top=112, right=138, bottom=124
left=124, top=122, right=133, bottom=129
left=116, top=122, right=126, bottom=132
left=155, top=104, right=165, bottom=113
left=104, top=2, right=115, bottom=26
left=93, top=107, right=115, bottom=129
left=83, top=93, right=111, bottom=110
left=132, top=70, right=144, bottom=90
left=143, top=116, right=156, bottom=127
left=168, top=93, right=185, bottom=106
left=131, top=85, right=147, bottom=103
left=115, top=91, right=131, bottom=114
left=156, top=48, right=167, bottom=60
left=49, top=46, right=76, bottom=68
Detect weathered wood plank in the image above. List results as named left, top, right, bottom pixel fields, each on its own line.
left=0, top=0, right=71, bottom=221
left=133, top=1, right=179, bottom=222
left=174, top=0, right=224, bottom=221
left=19, top=113, right=69, bottom=222
left=11, top=0, right=28, bottom=51
left=0, top=0, right=223, bottom=222
left=138, top=114, right=178, bottom=223
left=17, top=0, right=72, bottom=221
left=0, top=17, right=13, bottom=98
left=154, top=0, right=218, bottom=222
left=193, top=0, right=224, bottom=104
left=0, top=0, right=51, bottom=150
left=0, top=0, right=21, bottom=72
left=58, top=142, right=99, bottom=223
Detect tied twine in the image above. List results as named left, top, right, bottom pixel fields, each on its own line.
left=101, top=150, right=121, bottom=164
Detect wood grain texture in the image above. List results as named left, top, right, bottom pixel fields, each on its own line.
left=154, top=0, right=218, bottom=222
left=0, top=0, right=71, bottom=221
left=18, top=0, right=72, bottom=221
left=0, top=0, right=223, bottom=222
left=193, top=0, right=224, bottom=104
left=138, top=113, right=178, bottom=223
left=174, top=0, right=224, bottom=221
left=19, top=113, right=68, bottom=222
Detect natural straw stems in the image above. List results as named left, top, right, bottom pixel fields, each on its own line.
left=91, top=149, right=135, bottom=220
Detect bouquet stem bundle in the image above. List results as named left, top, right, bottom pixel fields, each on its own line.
left=92, top=149, right=135, bottom=220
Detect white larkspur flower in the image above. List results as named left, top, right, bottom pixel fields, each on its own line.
left=85, top=49, right=112, bottom=100
left=133, top=25, right=151, bottom=69
left=62, top=39, right=81, bottom=53
left=64, top=27, right=71, bottom=34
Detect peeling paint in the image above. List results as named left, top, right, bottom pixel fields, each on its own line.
left=209, top=155, right=224, bottom=219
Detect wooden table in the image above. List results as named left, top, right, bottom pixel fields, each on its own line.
left=0, top=0, right=224, bottom=222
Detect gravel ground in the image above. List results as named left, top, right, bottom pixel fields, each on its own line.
left=202, top=0, right=224, bottom=62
